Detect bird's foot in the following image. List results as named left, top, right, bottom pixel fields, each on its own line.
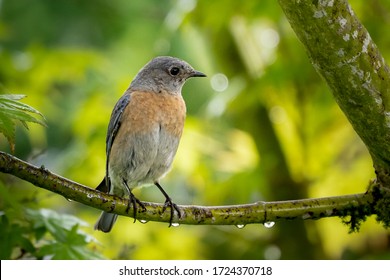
left=162, top=197, right=182, bottom=227
left=126, top=193, right=147, bottom=223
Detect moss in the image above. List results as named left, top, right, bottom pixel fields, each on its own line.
left=340, top=208, right=368, bottom=233
left=372, top=184, right=390, bottom=228
left=339, top=182, right=390, bottom=232
left=339, top=197, right=372, bottom=232
left=336, top=180, right=379, bottom=232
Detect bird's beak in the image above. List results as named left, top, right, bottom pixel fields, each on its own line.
left=191, top=70, right=207, bottom=78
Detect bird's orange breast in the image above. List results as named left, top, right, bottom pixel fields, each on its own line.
left=120, top=91, right=186, bottom=138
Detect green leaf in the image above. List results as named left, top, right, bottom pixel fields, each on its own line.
left=0, top=106, right=45, bottom=126
left=25, top=208, right=103, bottom=259
left=26, top=208, right=89, bottom=231
left=18, top=236, right=37, bottom=255
left=0, top=111, right=16, bottom=152
left=0, top=93, right=46, bottom=153
left=0, top=215, right=37, bottom=259
left=0, top=94, right=27, bottom=101
left=39, top=241, right=104, bottom=260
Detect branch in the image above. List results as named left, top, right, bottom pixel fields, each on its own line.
left=0, top=151, right=384, bottom=228
left=278, top=0, right=390, bottom=185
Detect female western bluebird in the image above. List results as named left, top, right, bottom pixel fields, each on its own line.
left=94, top=56, right=206, bottom=232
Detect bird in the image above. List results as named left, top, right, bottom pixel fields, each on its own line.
left=94, top=56, right=206, bottom=232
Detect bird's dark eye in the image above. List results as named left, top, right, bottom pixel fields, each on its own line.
left=169, top=67, right=180, bottom=76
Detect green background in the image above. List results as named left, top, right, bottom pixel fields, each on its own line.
left=0, top=0, right=389, bottom=259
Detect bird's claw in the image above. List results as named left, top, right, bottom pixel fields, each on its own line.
left=126, top=193, right=147, bottom=223
left=162, top=198, right=181, bottom=227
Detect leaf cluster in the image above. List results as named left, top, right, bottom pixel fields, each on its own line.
left=0, top=93, right=46, bottom=153
left=0, top=183, right=103, bottom=260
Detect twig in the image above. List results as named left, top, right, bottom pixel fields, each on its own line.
left=0, top=151, right=377, bottom=226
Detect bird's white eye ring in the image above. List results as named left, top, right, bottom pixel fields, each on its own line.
left=169, top=67, right=180, bottom=76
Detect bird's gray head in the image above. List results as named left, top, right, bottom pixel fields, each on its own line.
left=129, top=56, right=206, bottom=95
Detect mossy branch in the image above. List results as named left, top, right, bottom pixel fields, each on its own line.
left=1, top=151, right=387, bottom=229
left=278, top=0, right=390, bottom=186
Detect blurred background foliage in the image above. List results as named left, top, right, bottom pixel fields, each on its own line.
left=0, top=0, right=389, bottom=259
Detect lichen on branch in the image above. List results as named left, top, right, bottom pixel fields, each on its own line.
left=278, top=0, right=390, bottom=182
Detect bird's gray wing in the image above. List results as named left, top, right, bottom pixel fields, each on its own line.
left=96, top=92, right=131, bottom=193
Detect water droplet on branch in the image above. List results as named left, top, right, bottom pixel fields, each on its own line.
left=264, top=221, right=275, bottom=228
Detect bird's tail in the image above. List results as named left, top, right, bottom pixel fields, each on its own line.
left=94, top=177, right=117, bottom=232
left=94, top=212, right=118, bottom=233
